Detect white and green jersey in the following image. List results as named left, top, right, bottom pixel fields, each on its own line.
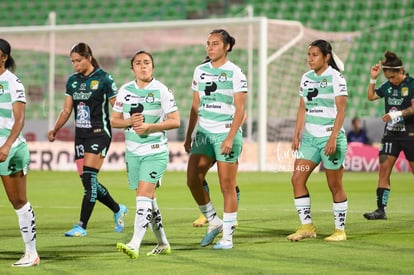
left=0, top=69, right=26, bottom=147
left=113, top=78, right=177, bottom=156
left=299, top=66, right=348, bottom=138
left=192, top=60, right=248, bottom=134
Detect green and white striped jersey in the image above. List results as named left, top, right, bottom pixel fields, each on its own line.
left=192, top=60, right=248, bottom=134
left=0, top=70, right=26, bottom=147
left=113, top=78, right=178, bottom=156
left=299, top=66, right=348, bottom=137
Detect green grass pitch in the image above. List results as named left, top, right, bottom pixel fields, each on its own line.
left=0, top=171, right=413, bottom=274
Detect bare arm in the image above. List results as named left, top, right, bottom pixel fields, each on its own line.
left=382, top=104, right=414, bottom=122
left=220, top=92, right=246, bottom=155
left=184, top=92, right=200, bottom=153
left=368, top=61, right=381, bottom=101
left=292, top=98, right=306, bottom=151
left=48, top=96, right=73, bottom=142
left=0, top=102, right=25, bottom=162
left=324, top=95, right=347, bottom=155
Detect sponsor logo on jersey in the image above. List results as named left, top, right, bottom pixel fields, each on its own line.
left=200, top=72, right=217, bottom=80
left=204, top=103, right=222, bottom=109
left=387, top=97, right=404, bottom=106
left=303, top=80, right=320, bottom=87
left=73, top=91, right=92, bottom=100
left=80, top=83, right=87, bottom=91
left=401, top=87, right=408, bottom=96
left=16, top=90, right=25, bottom=99
left=116, top=101, right=123, bottom=108
left=90, top=80, right=99, bottom=90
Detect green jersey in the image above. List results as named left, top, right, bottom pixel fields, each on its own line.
left=299, top=66, right=348, bottom=138
left=192, top=60, right=248, bottom=134
left=113, top=78, right=178, bottom=156
left=0, top=69, right=26, bottom=147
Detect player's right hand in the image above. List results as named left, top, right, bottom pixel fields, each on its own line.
left=370, top=60, right=381, bottom=79
left=47, top=129, right=56, bottom=142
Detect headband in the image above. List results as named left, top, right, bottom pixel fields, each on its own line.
left=381, top=65, right=402, bottom=69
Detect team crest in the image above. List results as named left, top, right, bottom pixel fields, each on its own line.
left=320, top=79, right=327, bottom=88
left=218, top=72, right=227, bottom=82
left=90, top=80, right=99, bottom=90
left=0, top=84, right=4, bottom=95
left=146, top=92, right=155, bottom=103
left=401, top=87, right=408, bottom=96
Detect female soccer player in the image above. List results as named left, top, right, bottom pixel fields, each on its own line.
left=0, top=38, right=39, bottom=267
left=287, top=39, right=348, bottom=242
left=48, top=42, right=127, bottom=237
left=111, top=50, right=180, bottom=259
left=363, top=51, right=414, bottom=220
left=184, top=29, right=247, bottom=250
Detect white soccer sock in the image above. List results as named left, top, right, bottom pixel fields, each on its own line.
left=222, top=212, right=237, bottom=243
left=150, top=198, right=169, bottom=246
left=333, top=200, right=348, bottom=230
left=15, top=202, right=37, bottom=255
left=199, top=201, right=222, bottom=226
left=294, top=197, right=312, bottom=224
left=129, top=196, right=152, bottom=250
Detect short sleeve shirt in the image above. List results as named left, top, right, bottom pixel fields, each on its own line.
left=0, top=70, right=26, bottom=147
left=113, top=78, right=178, bottom=156
left=66, top=68, right=117, bottom=138
left=192, top=60, right=248, bottom=134
left=299, top=66, right=348, bottom=138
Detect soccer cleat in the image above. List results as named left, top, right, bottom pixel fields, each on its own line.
left=114, top=204, right=128, bottom=232
left=65, top=225, right=87, bottom=237
left=200, top=223, right=223, bottom=247
left=363, top=209, right=387, bottom=220
left=12, top=253, right=40, bottom=267
left=287, top=224, right=317, bottom=241
left=193, top=214, right=208, bottom=227
left=146, top=244, right=171, bottom=256
left=212, top=239, right=233, bottom=250
left=325, top=229, right=347, bottom=242
left=116, top=242, right=139, bottom=259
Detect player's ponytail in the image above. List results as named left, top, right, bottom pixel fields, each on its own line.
left=209, top=29, right=236, bottom=53
left=309, top=39, right=344, bottom=73
left=382, top=51, right=404, bottom=73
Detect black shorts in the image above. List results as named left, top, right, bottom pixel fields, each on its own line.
left=74, top=135, right=111, bottom=160
left=379, top=139, right=414, bottom=162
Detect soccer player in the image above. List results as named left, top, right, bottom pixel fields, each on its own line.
left=48, top=42, right=127, bottom=237
left=184, top=29, right=247, bottom=249
left=0, top=38, right=39, bottom=267
left=111, top=50, right=180, bottom=259
left=363, top=51, right=414, bottom=220
left=288, top=39, right=348, bottom=242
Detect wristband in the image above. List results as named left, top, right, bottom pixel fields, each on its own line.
left=388, top=111, right=402, bottom=120
left=370, top=78, right=377, bottom=84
